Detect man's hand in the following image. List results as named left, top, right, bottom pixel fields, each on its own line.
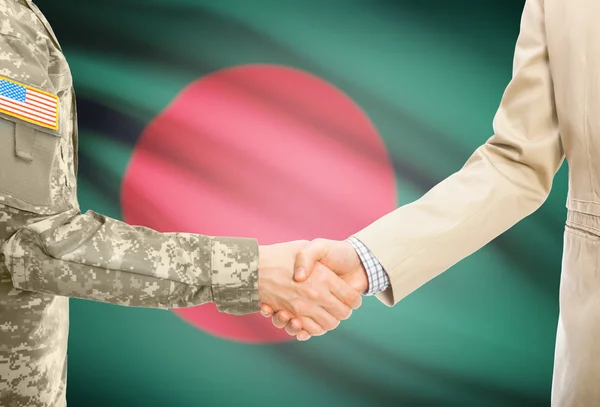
left=257, top=241, right=362, bottom=337
left=260, top=239, right=368, bottom=340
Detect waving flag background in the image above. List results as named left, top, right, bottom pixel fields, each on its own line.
left=35, top=0, right=565, bottom=405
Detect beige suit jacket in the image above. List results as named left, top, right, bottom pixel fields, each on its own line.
left=355, top=0, right=600, bottom=405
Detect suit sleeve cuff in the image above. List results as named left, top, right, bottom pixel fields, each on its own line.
left=347, top=236, right=390, bottom=296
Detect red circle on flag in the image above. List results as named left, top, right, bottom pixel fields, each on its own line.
left=121, top=64, right=396, bottom=343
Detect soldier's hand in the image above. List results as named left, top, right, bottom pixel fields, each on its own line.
left=258, top=241, right=362, bottom=338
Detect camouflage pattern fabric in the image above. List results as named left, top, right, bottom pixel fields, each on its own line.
left=0, top=1, right=259, bottom=405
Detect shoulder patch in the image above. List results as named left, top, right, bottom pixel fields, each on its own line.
left=0, top=75, right=59, bottom=131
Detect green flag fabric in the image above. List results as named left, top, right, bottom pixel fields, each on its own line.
left=34, top=0, right=566, bottom=405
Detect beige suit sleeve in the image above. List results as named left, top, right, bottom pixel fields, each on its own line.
left=354, top=0, right=564, bottom=306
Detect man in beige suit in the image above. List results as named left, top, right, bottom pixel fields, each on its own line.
left=261, top=0, right=597, bottom=404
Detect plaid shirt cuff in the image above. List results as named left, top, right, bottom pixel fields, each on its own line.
left=346, top=236, right=390, bottom=296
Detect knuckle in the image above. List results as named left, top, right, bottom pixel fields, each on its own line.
left=306, top=287, right=320, bottom=301
left=297, top=249, right=310, bottom=260
left=315, top=270, right=328, bottom=282
left=345, top=291, right=359, bottom=306
left=290, top=299, right=304, bottom=315
left=291, top=320, right=303, bottom=331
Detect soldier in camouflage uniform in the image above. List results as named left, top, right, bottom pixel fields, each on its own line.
left=0, top=1, right=362, bottom=405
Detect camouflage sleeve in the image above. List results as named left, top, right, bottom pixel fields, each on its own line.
left=0, top=0, right=259, bottom=316
left=0, top=209, right=259, bottom=315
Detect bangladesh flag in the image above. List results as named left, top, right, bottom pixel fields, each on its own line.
left=36, top=0, right=566, bottom=405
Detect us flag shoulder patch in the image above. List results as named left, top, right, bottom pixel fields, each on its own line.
left=0, top=75, right=59, bottom=131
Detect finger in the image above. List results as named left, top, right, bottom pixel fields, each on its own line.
left=297, top=330, right=312, bottom=341
left=294, top=239, right=329, bottom=282
left=271, top=310, right=293, bottom=329
left=284, top=318, right=304, bottom=336
left=318, top=291, right=353, bottom=321
left=260, top=304, right=274, bottom=317
left=304, top=305, right=339, bottom=333
left=327, top=269, right=362, bottom=310
left=295, top=316, right=327, bottom=337
left=310, top=263, right=359, bottom=316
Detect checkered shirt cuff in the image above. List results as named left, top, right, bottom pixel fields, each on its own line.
left=346, top=236, right=390, bottom=296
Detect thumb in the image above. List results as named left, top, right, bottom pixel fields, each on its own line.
left=294, top=239, right=329, bottom=282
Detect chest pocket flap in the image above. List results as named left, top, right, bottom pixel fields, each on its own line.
left=0, top=76, right=67, bottom=214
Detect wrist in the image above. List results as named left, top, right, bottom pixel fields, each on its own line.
left=342, top=240, right=369, bottom=293
left=354, top=262, right=369, bottom=294
left=257, top=245, right=269, bottom=302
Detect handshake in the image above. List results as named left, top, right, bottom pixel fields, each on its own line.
left=257, top=238, right=370, bottom=341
